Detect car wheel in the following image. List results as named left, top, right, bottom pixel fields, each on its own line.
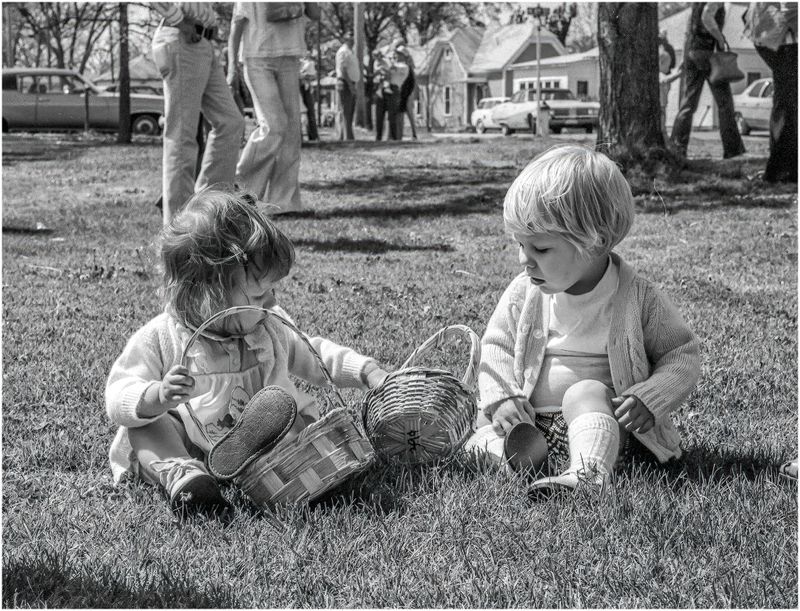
left=734, top=113, right=750, bottom=136
left=2, top=118, right=7, bottom=133
left=584, top=126, right=593, bottom=134
left=501, top=124, right=514, bottom=136
left=550, top=126, right=562, bottom=134
left=131, top=114, right=160, bottom=136
left=526, top=114, right=537, bottom=135
left=476, top=120, right=486, bottom=134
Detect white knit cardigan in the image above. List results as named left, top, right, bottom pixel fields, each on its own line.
left=478, top=253, right=701, bottom=462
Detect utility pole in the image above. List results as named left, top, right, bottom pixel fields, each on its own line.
left=530, top=5, right=550, bottom=138
left=353, top=3, right=365, bottom=127
left=316, top=18, right=321, bottom=128
left=3, top=4, right=15, bottom=67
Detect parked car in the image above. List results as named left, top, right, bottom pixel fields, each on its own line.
left=2, top=67, right=164, bottom=135
left=470, top=96, right=510, bottom=133
left=491, top=88, right=599, bottom=135
left=103, top=83, right=163, bottom=96
left=733, top=77, right=772, bottom=135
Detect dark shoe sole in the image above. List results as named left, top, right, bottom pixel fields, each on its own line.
left=207, top=386, right=297, bottom=480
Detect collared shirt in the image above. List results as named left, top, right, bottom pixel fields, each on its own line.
left=151, top=2, right=217, bottom=28
left=335, top=43, right=360, bottom=83
left=232, top=2, right=307, bottom=59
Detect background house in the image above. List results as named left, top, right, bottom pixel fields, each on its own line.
left=417, top=3, right=770, bottom=131
left=416, top=23, right=566, bottom=130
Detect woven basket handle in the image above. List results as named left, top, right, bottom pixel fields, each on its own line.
left=178, top=306, right=346, bottom=445
left=399, top=325, right=481, bottom=390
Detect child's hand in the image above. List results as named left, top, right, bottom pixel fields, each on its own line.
left=612, top=395, right=655, bottom=434
left=159, top=365, right=196, bottom=405
left=492, top=398, right=535, bottom=436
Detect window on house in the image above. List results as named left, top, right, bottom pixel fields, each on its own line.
left=444, top=48, right=452, bottom=61
left=444, top=86, right=452, bottom=115
left=746, top=72, right=761, bottom=86
left=577, top=80, right=588, bottom=97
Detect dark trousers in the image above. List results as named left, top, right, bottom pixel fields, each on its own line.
left=335, top=78, right=355, bottom=140
left=755, top=44, right=797, bottom=182
left=671, top=49, right=746, bottom=158
left=299, top=82, right=319, bottom=141
left=375, top=85, right=400, bottom=141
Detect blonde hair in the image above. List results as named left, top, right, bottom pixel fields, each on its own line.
left=503, top=145, right=634, bottom=258
left=160, top=186, right=295, bottom=329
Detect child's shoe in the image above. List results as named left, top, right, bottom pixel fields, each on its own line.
left=208, top=386, right=297, bottom=480
left=151, top=457, right=229, bottom=515
left=528, top=465, right=607, bottom=501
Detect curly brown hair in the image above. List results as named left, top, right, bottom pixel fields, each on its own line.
left=160, top=186, right=295, bottom=329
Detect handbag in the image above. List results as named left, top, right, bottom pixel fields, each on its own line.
left=708, top=41, right=745, bottom=85
left=264, top=2, right=304, bottom=22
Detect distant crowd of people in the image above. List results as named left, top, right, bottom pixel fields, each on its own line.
left=148, top=1, right=795, bottom=227
left=149, top=1, right=419, bottom=225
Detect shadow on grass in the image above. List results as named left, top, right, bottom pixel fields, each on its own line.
left=2, top=224, right=54, bottom=235
left=2, top=134, right=158, bottom=167
left=293, top=237, right=454, bottom=254
left=307, top=189, right=504, bottom=221
left=662, top=444, right=788, bottom=484
left=2, top=550, right=237, bottom=608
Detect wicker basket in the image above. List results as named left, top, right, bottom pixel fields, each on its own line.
left=361, top=325, right=480, bottom=465
left=181, top=305, right=374, bottom=508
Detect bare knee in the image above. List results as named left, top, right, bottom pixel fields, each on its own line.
left=561, top=380, right=614, bottom=423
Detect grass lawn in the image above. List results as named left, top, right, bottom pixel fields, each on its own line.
left=2, top=129, right=797, bottom=608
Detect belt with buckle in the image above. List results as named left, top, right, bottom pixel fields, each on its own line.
left=194, top=23, right=215, bottom=40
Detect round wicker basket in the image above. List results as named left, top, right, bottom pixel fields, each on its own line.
left=361, top=325, right=480, bottom=465
left=181, top=305, right=374, bottom=508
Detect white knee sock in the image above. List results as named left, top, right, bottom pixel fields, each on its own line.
left=566, top=411, right=620, bottom=482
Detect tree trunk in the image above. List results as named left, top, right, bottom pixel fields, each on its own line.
left=117, top=3, right=131, bottom=143
left=597, top=3, right=670, bottom=169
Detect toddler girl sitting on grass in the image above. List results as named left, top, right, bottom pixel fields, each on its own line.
left=106, top=187, right=388, bottom=515
left=466, top=145, right=700, bottom=498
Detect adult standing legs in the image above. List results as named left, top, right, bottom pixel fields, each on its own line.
left=708, top=78, right=745, bottom=159
left=237, top=56, right=303, bottom=213
left=196, top=48, right=246, bottom=193
left=756, top=44, right=798, bottom=182
left=374, top=92, right=387, bottom=141
left=335, top=80, right=355, bottom=140
left=300, top=82, right=319, bottom=141
left=152, top=28, right=242, bottom=226
left=670, top=51, right=708, bottom=156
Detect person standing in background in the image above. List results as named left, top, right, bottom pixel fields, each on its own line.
left=394, top=44, right=418, bottom=141
left=335, top=32, right=359, bottom=141
left=299, top=52, right=320, bottom=142
left=671, top=2, right=746, bottom=159
left=744, top=2, right=797, bottom=183
left=658, top=31, right=682, bottom=140
left=150, top=2, right=244, bottom=226
left=228, top=2, right=319, bottom=215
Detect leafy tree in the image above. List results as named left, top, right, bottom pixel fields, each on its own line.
left=15, top=2, right=116, bottom=73
left=508, top=2, right=578, bottom=46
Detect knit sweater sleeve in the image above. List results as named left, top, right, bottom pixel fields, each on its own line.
left=105, top=315, right=178, bottom=427
left=478, top=275, right=529, bottom=416
left=625, top=283, right=701, bottom=421
left=274, top=307, right=375, bottom=390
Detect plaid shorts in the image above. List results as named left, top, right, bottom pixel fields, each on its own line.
left=534, top=412, right=570, bottom=474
